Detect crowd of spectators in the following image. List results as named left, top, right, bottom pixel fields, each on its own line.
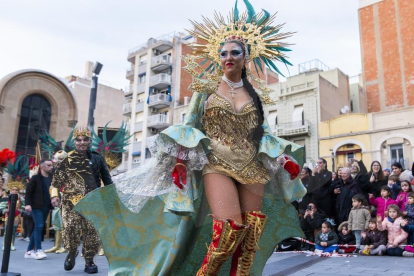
left=295, top=158, right=414, bottom=257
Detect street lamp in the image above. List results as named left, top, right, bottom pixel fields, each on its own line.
left=87, top=62, right=103, bottom=130
left=329, top=149, right=335, bottom=172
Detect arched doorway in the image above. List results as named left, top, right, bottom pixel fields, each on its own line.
left=15, top=94, right=52, bottom=155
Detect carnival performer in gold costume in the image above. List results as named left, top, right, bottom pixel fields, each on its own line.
left=74, top=1, right=306, bottom=275
left=51, top=127, right=113, bottom=274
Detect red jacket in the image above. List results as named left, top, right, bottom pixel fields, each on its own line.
left=369, top=196, right=397, bottom=219
left=396, top=192, right=409, bottom=212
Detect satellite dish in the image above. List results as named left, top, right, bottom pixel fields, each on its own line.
left=340, top=108, right=346, bottom=114
left=344, top=105, right=349, bottom=111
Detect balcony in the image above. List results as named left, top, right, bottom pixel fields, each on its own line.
left=127, top=32, right=174, bottom=62
left=136, top=101, right=144, bottom=113
left=151, top=55, right=172, bottom=72
left=126, top=67, right=135, bottom=80
left=147, top=114, right=170, bottom=129
left=123, top=103, right=132, bottom=116
left=148, top=94, right=171, bottom=109
left=124, top=85, right=133, bottom=96
left=150, top=73, right=171, bottom=90
left=274, top=120, right=311, bottom=138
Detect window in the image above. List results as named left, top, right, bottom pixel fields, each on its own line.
left=133, top=157, right=140, bottom=164
left=139, top=74, right=146, bottom=83
left=347, top=152, right=355, bottom=160
left=134, top=132, right=142, bottom=142
left=139, top=55, right=147, bottom=65
left=268, top=111, right=277, bottom=128
left=292, top=105, right=304, bottom=125
left=16, top=94, right=52, bottom=155
left=390, top=144, right=404, bottom=164
left=181, top=113, right=187, bottom=123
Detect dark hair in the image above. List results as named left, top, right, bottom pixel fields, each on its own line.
left=341, top=223, right=349, bottom=230
left=400, top=180, right=413, bottom=193
left=352, top=194, right=366, bottom=205
left=368, top=217, right=378, bottom=232
left=380, top=185, right=391, bottom=196
left=407, top=192, right=414, bottom=198
left=322, top=221, right=332, bottom=229
left=391, top=162, right=403, bottom=171
left=38, top=159, right=53, bottom=175
left=319, top=158, right=327, bottom=165
left=368, top=161, right=385, bottom=181
left=226, top=40, right=265, bottom=148
left=303, top=167, right=312, bottom=175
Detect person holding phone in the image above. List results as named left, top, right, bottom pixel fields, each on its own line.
left=300, top=203, right=327, bottom=250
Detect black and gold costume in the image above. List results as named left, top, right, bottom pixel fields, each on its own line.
left=52, top=150, right=112, bottom=258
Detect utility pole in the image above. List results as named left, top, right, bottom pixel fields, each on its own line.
left=87, top=62, right=103, bottom=130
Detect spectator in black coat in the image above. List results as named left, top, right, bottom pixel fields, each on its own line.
left=310, top=158, right=334, bottom=217
left=365, top=161, right=388, bottom=198
left=335, top=167, right=362, bottom=226
left=294, top=167, right=314, bottom=213
left=300, top=203, right=326, bottom=250
left=350, top=160, right=369, bottom=199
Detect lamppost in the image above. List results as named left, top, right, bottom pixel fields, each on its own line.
left=87, top=62, right=103, bottom=130
left=329, top=149, right=335, bottom=172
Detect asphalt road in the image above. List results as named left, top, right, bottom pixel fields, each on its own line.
left=1, top=238, right=413, bottom=275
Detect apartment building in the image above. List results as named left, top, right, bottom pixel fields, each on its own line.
left=265, top=60, right=350, bottom=165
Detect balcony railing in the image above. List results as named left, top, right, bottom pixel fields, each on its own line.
left=124, top=85, right=133, bottom=95
left=126, top=67, right=135, bottom=79
left=150, top=73, right=171, bottom=89
left=123, top=103, right=132, bottom=116
left=148, top=94, right=171, bottom=109
left=127, top=32, right=174, bottom=58
left=274, top=120, right=311, bottom=137
left=147, top=114, right=170, bottom=129
left=151, top=55, right=172, bottom=71
left=387, top=158, right=409, bottom=169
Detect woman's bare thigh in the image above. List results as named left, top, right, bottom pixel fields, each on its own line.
left=203, top=173, right=242, bottom=224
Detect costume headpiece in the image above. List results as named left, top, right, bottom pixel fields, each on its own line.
left=184, top=0, right=293, bottom=104
left=91, top=121, right=132, bottom=171
left=5, top=155, right=30, bottom=192
left=73, top=127, right=92, bottom=139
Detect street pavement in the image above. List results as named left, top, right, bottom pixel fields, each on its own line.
left=1, top=238, right=413, bottom=275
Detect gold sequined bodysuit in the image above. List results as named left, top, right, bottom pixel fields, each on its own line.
left=201, top=92, right=269, bottom=185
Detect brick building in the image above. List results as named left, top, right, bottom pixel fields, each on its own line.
left=359, top=0, right=414, bottom=112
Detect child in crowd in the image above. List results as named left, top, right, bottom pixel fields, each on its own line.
left=348, top=194, right=371, bottom=253
left=400, top=219, right=414, bottom=257
left=337, top=222, right=355, bottom=254
left=2, top=186, right=22, bottom=251
left=397, top=180, right=413, bottom=212
left=404, top=192, right=414, bottom=225
left=369, top=186, right=397, bottom=220
left=387, top=175, right=400, bottom=199
left=315, top=221, right=339, bottom=253
left=360, top=218, right=387, bottom=256
left=377, top=204, right=408, bottom=256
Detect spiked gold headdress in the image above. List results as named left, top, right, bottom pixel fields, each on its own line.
left=73, top=127, right=92, bottom=139
left=184, top=0, right=294, bottom=104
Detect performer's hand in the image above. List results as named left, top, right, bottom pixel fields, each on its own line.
left=25, top=205, right=32, bottom=213
left=172, top=162, right=187, bottom=190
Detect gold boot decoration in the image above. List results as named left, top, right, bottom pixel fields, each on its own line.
left=230, top=211, right=268, bottom=276
left=196, top=216, right=249, bottom=276
left=45, top=230, right=63, bottom=253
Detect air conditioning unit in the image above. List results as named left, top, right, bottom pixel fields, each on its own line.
left=150, top=128, right=158, bottom=134
left=150, top=108, right=158, bottom=113
left=153, top=49, right=161, bottom=55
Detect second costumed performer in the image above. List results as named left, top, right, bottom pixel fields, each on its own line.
left=74, top=1, right=306, bottom=275
left=51, top=127, right=113, bottom=274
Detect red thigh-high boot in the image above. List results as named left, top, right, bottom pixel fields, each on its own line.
left=230, top=211, right=268, bottom=276
left=196, top=216, right=249, bottom=276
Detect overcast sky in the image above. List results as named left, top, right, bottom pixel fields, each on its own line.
left=0, top=0, right=362, bottom=89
